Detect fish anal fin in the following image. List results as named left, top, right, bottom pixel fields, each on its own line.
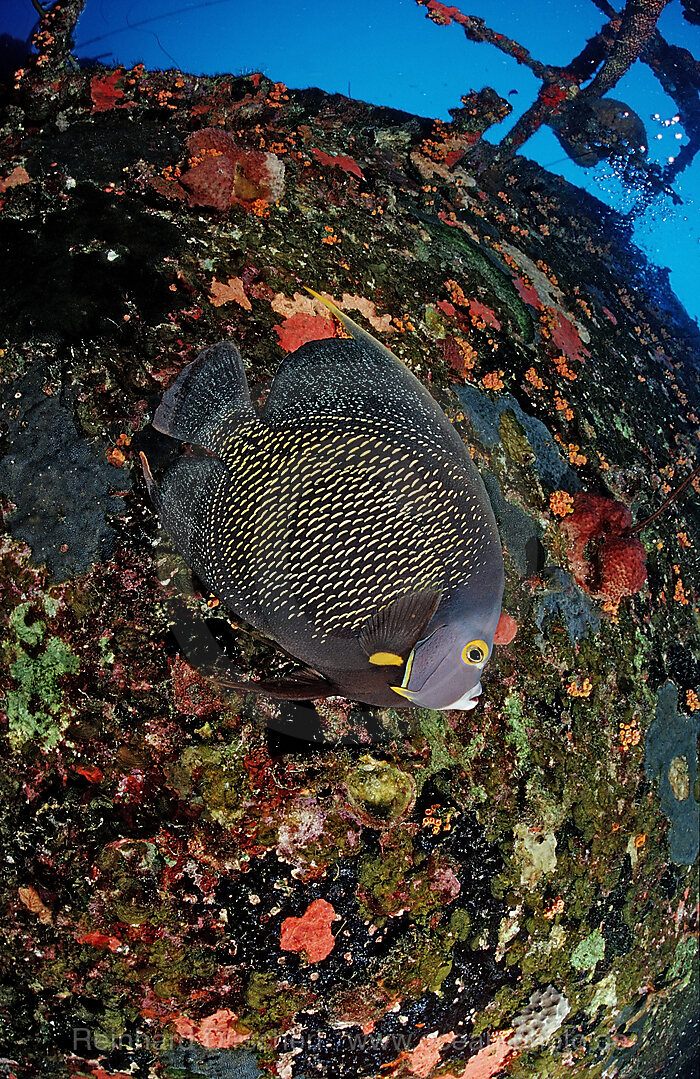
left=358, top=588, right=442, bottom=662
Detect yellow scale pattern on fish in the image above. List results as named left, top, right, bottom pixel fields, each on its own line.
left=142, top=293, right=504, bottom=710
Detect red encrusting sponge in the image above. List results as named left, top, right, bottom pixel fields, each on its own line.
left=560, top=492, right=647, bottom=601
left=180, top=128, right=285, bottom=211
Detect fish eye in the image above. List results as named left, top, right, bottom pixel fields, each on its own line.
left=461, top=639, right=488, bottom=665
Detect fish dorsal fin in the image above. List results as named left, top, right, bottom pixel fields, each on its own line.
left=153, top=340, right=257, bottom=453
left=306, top=287, right=404, bottom=364
left=359, top=589, right=442, bottom=665
left=261, top=292, right=471, bottom=472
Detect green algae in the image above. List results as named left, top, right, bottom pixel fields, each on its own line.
left=381, top=926, right=454, bottom=997
left=345, top=755, right=415, bottom=826
left=174, top=743, right=252, bottom=826
left=570, top=928, right=606, bottom=972
left=499, top=410, right=536, bottom=468
left=242, top=973, right=311, bottom=1043
left=448, top=907, right=472, bottom=941
left=503, top=691, right=531, bottom=770
left=666, top=934, right=698, bottom=991
left=97, top=632, right=116, bottom=667
left=508, top=1052, right=606, bottom=1079
left=3, top=601, right=79, bottom=751
left=586, top=971, right=618, bottom=1017
left=417, top=216, right=534, bottom=341
left=357, top=826, right=456, bottom=921
left=424, top=304, right=449, bottom=339
left=410, top=707, right=487, bottom=799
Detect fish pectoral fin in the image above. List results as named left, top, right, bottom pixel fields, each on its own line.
left=213, top=668, right=335, bottom=701
left=358, top=588, right=442, bottom=663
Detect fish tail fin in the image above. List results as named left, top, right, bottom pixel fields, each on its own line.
left=153, top=341, right=256, bottom=452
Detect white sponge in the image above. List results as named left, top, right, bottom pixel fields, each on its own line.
left=509, top=984, right=570, bottom=1049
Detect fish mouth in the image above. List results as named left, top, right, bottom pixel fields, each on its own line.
left=391, top=679, right=483, bottom=711
left=441, top=683, right=482, bottom=711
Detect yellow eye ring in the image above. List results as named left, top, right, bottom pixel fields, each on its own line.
left=461, top=639, right=488, bottom=665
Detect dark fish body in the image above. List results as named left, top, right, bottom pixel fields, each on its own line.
left=143, top=297, right=504, bottom=709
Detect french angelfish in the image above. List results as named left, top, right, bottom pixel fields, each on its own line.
left=141, top=292, right=504, bottom=710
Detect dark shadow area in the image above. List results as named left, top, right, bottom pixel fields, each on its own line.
left=0, top=33, right=33, bottom=84
left=0, top=186, right=182, bottom=343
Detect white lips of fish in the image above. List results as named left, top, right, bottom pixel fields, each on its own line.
left=442, top=683, right=483, bottom=711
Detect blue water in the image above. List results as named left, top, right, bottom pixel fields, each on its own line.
left=4, top=0, right=699, bottom=322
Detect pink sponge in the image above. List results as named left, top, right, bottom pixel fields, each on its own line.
left=180, top=128, right=285, bottom=210
left=560, top=492, right=647, bottom=601
left=598, top=534, right=647, bottom=601
left=181, top=148, right=237, bottom=211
